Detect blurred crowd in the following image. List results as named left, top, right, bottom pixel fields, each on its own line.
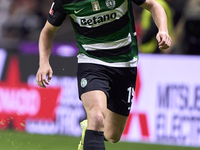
left=134, top=0, right=200, bottom=55
left=0, top=0, right=75, bottom=53
left=0, top=0, right=199, bottom=55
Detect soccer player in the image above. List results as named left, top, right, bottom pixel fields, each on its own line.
left=36, top=0, right=172, bottom=150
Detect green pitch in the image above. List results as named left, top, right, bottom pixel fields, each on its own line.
left=0, top=130, right=199, bottom=150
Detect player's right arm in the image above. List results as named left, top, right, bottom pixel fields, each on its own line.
left=36, top=0, right=67, bottom=88
left=36, top=21, right=59, bottom=88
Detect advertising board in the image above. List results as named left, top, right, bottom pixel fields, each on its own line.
left=122, top=54, right=200, bottom=146
left=0, top=49, right=200, bottom=146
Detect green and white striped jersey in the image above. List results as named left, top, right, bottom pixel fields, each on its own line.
left=48, top=0, right=146, bottom=67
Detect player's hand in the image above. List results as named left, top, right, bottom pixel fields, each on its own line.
left=156, top=31, right=172, bottom=50
left=36, top=62, right=53, bottom=88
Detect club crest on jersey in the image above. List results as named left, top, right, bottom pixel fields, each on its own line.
left=106, top=0, right=116, bottom=9
left=91, top=1, right=100, bottom=11
left=49, top=2, right=55, bottom=15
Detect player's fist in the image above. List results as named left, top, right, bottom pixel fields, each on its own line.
left=156, top=31, right=172, bottom=50
left=36, top=62, right=53, bottom=88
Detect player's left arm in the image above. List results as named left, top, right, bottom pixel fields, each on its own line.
left=140, top=0, right=172, bottom=50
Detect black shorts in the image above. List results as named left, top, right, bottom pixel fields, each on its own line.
left=77, top=63, right=137, bottom=116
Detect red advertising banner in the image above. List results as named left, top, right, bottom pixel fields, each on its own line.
left=0, top=55, right=61, bottom=131
left=0, top=49, right=86, bottom=137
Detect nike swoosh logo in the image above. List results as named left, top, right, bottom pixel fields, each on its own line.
left=74, top=7, right=85, bottom=14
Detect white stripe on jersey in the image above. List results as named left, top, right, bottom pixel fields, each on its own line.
left=77, top=53, right=138, bottom=67
left=82, top=33, right=132, bottom=51
left=70, top=0, right=128, bottom=28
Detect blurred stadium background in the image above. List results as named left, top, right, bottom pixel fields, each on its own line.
left=0, top=0, right=200, bottom=149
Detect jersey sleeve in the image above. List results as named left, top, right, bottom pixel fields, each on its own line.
left=132, top=0, right=146, bottom=5
left=47, top=0, right=67, bottom=27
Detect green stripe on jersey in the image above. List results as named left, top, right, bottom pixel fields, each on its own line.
left=63, top=0, right=139, bottom=67
left=75, top=24, right=130, bottom=44
left=77, top=40, right=138, bottom=63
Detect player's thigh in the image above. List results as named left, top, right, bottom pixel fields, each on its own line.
left=81, top=90, right=107, bottom=130
left=104, top=109, right=128, bottom=143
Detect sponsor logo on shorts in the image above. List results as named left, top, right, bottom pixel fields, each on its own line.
left=106, top=0, right=116, bottom=9
left=81, top=78, right=87, bottom=88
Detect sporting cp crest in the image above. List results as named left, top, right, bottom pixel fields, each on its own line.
left=106, top=0, right=116, bottom=9
left=81, top=78, right=87, bottom=88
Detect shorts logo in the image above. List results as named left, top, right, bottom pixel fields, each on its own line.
left=81, top=78, right=87, bottom=88
left=91, top=1, right=100, bottom=11
left=106, top=0, right=116, bottom=9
